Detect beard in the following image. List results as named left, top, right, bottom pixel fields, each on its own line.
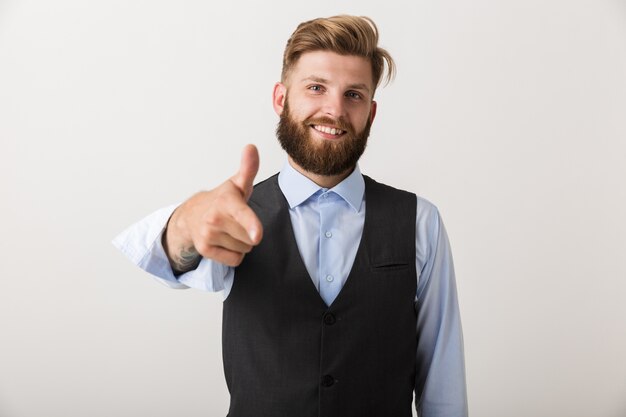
left=276, top=99, right=372, bottom=177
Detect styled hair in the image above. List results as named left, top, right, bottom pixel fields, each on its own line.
left=281, top=15, right=396, bottom=91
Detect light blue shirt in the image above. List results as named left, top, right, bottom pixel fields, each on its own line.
left=113, top=161, right=468, bottom=417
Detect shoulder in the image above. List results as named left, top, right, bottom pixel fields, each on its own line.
left=414, top=195, right=448, bottom=279
left=363, top=175, right=415, bottom=200
left=362, top=176, right=441, bottom=224
left=416, top=195, right=441, bottom=230
left=415, top=195, right=443, bottom=250
left=249, top=173, right=280, bottom=206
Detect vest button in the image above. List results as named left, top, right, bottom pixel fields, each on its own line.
left=321, top=375, right=335, bottom=387
left=323, top=313, right=336, bottom=325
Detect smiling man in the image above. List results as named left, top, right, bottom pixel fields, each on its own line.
left=275, top=51, right=375, bottom=184
left=114, top=15, right=467, bottom=417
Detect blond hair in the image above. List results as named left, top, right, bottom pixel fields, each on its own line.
left=281, top=15, right=396, bottom=91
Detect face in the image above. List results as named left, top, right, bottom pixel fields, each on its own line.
left=273, top=51, right=377, bottom=177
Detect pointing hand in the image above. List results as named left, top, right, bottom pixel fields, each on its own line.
left=163, top=145, right=263, bottom=271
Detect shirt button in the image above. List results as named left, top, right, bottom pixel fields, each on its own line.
left=325, top=275, right=334, bottom=282
left=321, top=375, right=335, bottom=387
left=325, top=231, right=332, bottom=238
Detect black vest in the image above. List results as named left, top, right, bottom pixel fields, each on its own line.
left=223, top=174, right=417, bottom=417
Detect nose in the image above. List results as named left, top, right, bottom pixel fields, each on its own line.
left=322, top=92, right=346, bottom=119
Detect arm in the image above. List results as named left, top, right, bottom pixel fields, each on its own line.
left=160, top=144, right=263, bottom=271
left=414, top=199, right=468, bottom=417
left=112, top=145, right=263, bottom=292
left=112, top=203, right=189, bottom=289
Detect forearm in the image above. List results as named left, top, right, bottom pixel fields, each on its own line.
left=113, top=202, right=237, bottom=293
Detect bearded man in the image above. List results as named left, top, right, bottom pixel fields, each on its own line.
left=114, top=15, right=468, bottom=417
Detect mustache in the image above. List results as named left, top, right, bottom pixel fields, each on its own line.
left=304, top=116, right=354, bottom=135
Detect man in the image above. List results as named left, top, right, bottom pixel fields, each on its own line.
left=114, top=15, right=467, bottom=417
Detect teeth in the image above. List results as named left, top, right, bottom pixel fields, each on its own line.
left=314, top=125, right=344, bottom=135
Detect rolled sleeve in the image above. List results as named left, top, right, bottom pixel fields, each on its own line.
left=112, top=204, right=188, bottom=289
left=112, top=205, right=234, bottom=297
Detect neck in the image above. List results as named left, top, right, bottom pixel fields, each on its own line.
left=288, top=157, right=354, bottom=189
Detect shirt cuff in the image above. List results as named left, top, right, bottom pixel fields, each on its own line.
left=112, top=204, right=189, bottom=289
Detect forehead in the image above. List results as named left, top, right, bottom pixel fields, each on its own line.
left=288, top=51, right=374, bottom=91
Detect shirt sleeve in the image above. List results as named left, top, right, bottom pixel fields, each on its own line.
left=112, top=204, right=232, bottom=294
left=414, top=197, right=468, bottom=417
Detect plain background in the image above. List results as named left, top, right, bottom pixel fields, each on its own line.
left=1, top=0, right=625, bottom=416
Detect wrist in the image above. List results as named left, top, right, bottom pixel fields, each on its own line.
left=162, top=207, right=198, bottom=272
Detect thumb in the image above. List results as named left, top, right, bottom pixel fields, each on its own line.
left=231, top=144, right=259, bottom=200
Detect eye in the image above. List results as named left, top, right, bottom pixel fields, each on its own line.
left=308, top=85, right=323, bottom=93
left=346, top=91, right=363, bottom=100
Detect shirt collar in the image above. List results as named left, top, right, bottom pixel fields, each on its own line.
left=277, top=160, right=365, bottom=213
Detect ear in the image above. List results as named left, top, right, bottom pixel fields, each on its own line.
left=272, top=82, right=287, bottom=116
left=369, top=100, right=377, bottom=124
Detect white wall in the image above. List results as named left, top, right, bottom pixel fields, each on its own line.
left=1, top=1, right=625, bottom=416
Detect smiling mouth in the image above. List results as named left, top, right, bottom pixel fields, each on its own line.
left=310, top=124, right=347, bottom=138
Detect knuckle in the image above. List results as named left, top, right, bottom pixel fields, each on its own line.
left=203, top=211, right=223, bottom=227
left=197, top=225, right=212, bottom=240
left=204, top=246, right=221, bottom=261
left=215, top=185, right=239, bottom=203
left=220, top=251, right=244, bottom=267
left=194, top=241, right=210, bottom=256
left=232, top=206, right=247, bottom=221
left=230, top=253, right=245, bottom=267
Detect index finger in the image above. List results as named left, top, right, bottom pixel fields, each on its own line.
left=229, top=201, right=263, bottom=245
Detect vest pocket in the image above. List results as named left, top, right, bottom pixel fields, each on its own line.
left=370, top=261, right=411, bottom=272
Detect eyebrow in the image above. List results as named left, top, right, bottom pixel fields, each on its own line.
left=301, top=76, right=371, bottom=95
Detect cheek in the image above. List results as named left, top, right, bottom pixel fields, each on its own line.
left=292, top=102, right=317, bottom=120
left=354, top=111, right=372, bottom=129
